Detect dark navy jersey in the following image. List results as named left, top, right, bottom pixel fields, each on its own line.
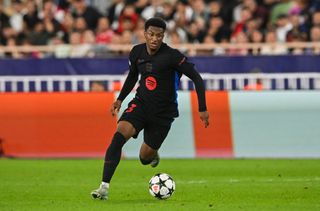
left=117, top=43, right=207, bottom=118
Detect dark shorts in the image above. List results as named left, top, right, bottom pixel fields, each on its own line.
left=118, top=98, right=174, bottom=150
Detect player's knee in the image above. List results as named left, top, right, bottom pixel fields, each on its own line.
left=117, top=121, right=136, bottom=140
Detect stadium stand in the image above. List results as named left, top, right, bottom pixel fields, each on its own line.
left=0, top=0, right=320, bottom=57
left=1, top=0, right=320, bottom=92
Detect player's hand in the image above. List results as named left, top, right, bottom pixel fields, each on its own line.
left=199, top=111, right=209, bottom=128
left=110, top=100, right=122, bottom=116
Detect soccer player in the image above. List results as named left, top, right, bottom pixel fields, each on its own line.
left=91, top=17, right=209, bottom=200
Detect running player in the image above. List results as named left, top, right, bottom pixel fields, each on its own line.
left=91, top=17, right=209, bottom=200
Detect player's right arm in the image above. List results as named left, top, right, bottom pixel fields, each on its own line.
left=111, top=47, right=139, bottom=116
left=171, top=49, right=209, bottom=128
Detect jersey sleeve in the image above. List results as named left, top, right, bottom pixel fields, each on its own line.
left=171, top=49, right=186, bottom=68
left=172, top=49, right=207, bottom=112
left=117, top=46, right=139, bottom=101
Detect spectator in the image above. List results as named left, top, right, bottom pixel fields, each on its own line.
left=166, top=30, right=183, bottom=45
left=306, top=26, right=320, bottom=54
left=38, top=0, right=64, bottom=24
left=309, top=0, right=320, bottom=13
left=5, top=37, right=22, bottom=58
left=249, top=29, right=263, bottom=55
left=198, top=35, right=226, bottom=55
left=174, top=0, right=194, bottom=28
left=52, top=35, right=71, bottom=58
left=243, top=68, right=264, bottom=90
left=90, top=81, right=106, bottom=92
left=0, top=2, right=10, bottom=29
left=141, top=0, right=164, bottom=20
left=117, top=3, right=138, bottom=34
left=0, top=0, right=320, bottom=57
left=1, top=23, right=17, bottom=45
left=260, top=29, right=288, bottom=55
left=60, top=12, right=74, bottom=43
left=68, top=31, right=85, bottom=57
left=106, top=0, right=125, bottom=31
left=244, top=78, right=263, bottom=90
left=40, top=2, right=61, bottom=37
left=74, top=16, right=87, bottom=33
left=310, top=25, right=320, bottom=42
left=269, top=0, right=295, bottom=25
left=91, top=0, right=111, bottom=15
left=186, top=20, right=205, bottom=43
left=190, top=0, right=210, bottom=23
left=244, top=0, right=268, bottom=29
left=231, top=6, right=252, bottom=38
left=229, top=31, right=249, bottom=55
left=286, top=13, right=307, bottom=42
left=207, top=15, right=231, bottom=43
left=27, top=22, right=52, bottom=45
left=71, top=0, right=102, bottom=30
left=312, top=10, right=320, bottom=27
left=275, top=14, right=292, bottom=42
left=95, top=17, right=114, bottom=44
left=132, top=28, right=145, bottom=44
left=157, top=0, right=175, bottom=22
left=120, top=30, right=133, bottom=44
left=134, top=0, right=149, bottom=15
left=9, top=0, right=25, bottom=33
left=23, top=0, right=40, bottom=32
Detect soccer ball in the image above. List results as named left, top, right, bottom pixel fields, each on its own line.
left=148, top=173, right=175, bottom=199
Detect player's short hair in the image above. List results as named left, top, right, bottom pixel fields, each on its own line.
left=145, top=17, right=166, bottom=31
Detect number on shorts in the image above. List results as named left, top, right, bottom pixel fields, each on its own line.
left=126, top=103, right=137, bottom=113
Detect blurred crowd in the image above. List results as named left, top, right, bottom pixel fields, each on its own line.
left=1, top=0, right=320, bottom=58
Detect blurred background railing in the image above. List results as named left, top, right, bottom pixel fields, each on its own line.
left=1, top=42, right=320, bottom=92
left=1, top=42, right=320, bottom=58
left=1, top=72, right=320, bottom=92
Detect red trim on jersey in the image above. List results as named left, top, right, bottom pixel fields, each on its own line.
left=178, top=57, right=186, bottom=65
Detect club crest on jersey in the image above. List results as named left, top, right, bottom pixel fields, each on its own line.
left=146, top=76, right=157, bottom=91
left=146, top=63, right=153, bottom=72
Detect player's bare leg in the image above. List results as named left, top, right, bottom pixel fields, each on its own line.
left=139, top=143, right=160, bottom=167
left=91, top=121, right=136, bottom=200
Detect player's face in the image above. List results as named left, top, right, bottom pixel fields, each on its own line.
left=144, top=26, right=164, bottom=53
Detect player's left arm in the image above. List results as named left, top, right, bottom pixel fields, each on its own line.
left=176, top=59, right=209, bottom=128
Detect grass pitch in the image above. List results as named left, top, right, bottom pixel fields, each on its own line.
left=0, top=159, right=319, bottom=211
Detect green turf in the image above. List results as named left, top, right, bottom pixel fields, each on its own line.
left=0, top=159, right=319, bottom=211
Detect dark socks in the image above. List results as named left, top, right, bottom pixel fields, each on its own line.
left=102, top=132, right=126, bottom=183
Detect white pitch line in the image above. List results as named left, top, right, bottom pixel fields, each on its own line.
left=185, top=180, right=207, bottom=184
left=177, top=177, right=320, bottom=184
left=227, top=177, right=320, bottom=183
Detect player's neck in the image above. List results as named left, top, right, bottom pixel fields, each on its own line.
left=146, top=44, right=161, bottom=56
left=147, top=48, right=157, bottom=56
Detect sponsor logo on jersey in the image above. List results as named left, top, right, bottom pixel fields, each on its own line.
left=145, top=76, right=157, bottom=91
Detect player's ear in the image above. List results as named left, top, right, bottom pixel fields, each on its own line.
left=144, top=30, right=148, bottom=39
